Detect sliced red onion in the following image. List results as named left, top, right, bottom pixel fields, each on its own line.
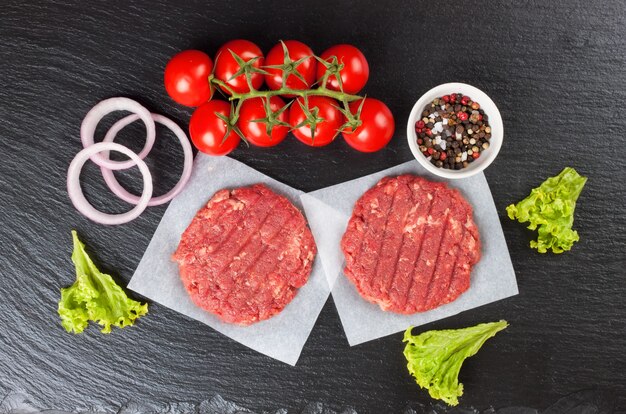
left=80, top=97, right=156, bottom=171
left=100, top=113, right=193, bottom=206
left=68, top=142, right=153, bottom=225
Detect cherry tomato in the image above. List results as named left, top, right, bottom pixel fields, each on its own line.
left=189, top=100, right=240, bottom=156
left=341, top=98, right=395, bottom=152
left=316, top=44, right=369, bottom=94
left=264, top=40, right=316, bottom=92
left=238, top=96, right=290, bottom=147
left=289, top=96, right=343, bottom=147
left=164, top=50, right=213, bottom=107
left=214, top=40, right=264, bottom=95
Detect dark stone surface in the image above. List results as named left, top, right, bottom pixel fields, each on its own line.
left=0, top=389, right=615, bottom=414
left=0, top=0, right=625, bottom=412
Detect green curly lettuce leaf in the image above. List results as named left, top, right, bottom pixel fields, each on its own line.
left=506, top=167, right=587, bottom=254
left=58, top=231, right=148, bottom=334
left=403, top=320, right=508, bottom=406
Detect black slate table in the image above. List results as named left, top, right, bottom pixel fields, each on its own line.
left=1, top=1, right=625, bottom=413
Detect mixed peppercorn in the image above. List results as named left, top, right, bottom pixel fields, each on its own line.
left=415, top=93, right=492, bottom=170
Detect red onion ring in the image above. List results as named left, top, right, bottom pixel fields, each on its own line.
left=67, top=142, right=153, bottom=225
left=100, top=113, right=193, bottom=206
left=80, top=97, right=156, bottom=171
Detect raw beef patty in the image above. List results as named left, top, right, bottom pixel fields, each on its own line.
left=173, top=184, right=316, bottom=325
left=340, top=175, right=481, bottom=314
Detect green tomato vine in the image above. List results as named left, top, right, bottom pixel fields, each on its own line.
left=208, top=41, right=367, bottom=143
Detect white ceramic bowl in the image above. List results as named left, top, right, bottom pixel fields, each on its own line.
left=406, top=82, right=503, bottom=179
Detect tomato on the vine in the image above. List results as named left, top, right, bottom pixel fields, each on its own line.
left=214, top=40, right=265, bottom=95
left=316, top=44, right=369, bottom=94
left=164, top=50, right=213, bottom=107
left=341, top=98, right=394, bottom=152
left=189, top=100, right=240, bottom=156
left=289, top=96, right=343, bottom=147
left=238, top=96, right=290, bottom=147
left=264, top=40, right=316, bottom=92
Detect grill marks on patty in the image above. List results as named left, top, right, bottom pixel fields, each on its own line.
left=370, top=182, right=413, bottom=304
left=173, top=184, right=316, bottom=325
left=405, top=188, right=451, bottom=313
left=340, top=175, right=481, bottom=314
left=225, top=212, right=302, bottom=322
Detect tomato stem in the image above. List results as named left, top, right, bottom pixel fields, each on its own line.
left=210, top=78, right=362, bottom=104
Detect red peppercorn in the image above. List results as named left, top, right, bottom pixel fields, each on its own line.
left=427, top=148, right=434, bottom=155
left=425, top=128, right=433, bottom=136
left=416, top=120, right=425, bottom=128
left=440, top=152, right=447, bottom=161
left=477, top=114, right=483, bottom=121
left=417, top=138, right=423, bottom=144
left=457, top=112, right=468, bottom=121
left=449, top=94, right=456, bottom=103
left=442, top=95, right=450, bottom=103
left=472, top=152, right=480, bottom=159
left=461, top=96, right=470, bottom=105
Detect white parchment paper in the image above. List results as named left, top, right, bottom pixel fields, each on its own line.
left=300, top=160, right=518, bottom=346
left=128, top=155, right=330, bottom=366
